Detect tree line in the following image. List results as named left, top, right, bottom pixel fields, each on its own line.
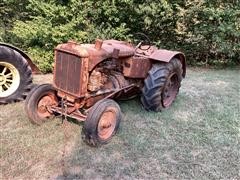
left=0, top=0, right=239, bottom=72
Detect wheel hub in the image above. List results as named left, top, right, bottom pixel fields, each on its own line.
left=37, top=94, right=58, bottom=119
left=162, top=73, right=179, bottom=108
left=0, top=75, right=6, bottom=85
left=0, top=62, right=20, bottom=97
left=98, top=108, right=117, bottom=140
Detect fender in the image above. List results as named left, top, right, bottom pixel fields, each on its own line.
left=149, top=49, right=186, bottom=78
left=0, top=42, right=41, bottom=74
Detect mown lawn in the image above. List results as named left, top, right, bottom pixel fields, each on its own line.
left=0, top=68, right=239, bottom=179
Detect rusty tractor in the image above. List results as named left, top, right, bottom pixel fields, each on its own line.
left=0, top=43, right=40, bottom=104
left=25, top=38, right=186, bottom=146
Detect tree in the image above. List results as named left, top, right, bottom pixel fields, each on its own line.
left=1, top=0, right=239, bottom=72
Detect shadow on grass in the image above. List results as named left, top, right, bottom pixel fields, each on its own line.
left=54, top=92, right=240, bottom=179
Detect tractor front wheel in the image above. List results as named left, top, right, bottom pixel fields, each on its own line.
left=82, top=99, right=122, bottom=147
left=25, top=84, right=58, bottom=125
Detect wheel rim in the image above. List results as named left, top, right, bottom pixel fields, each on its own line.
left=97, top=107, right=117, bottom=140
left=162, top=73, right=179, bottom=108
left=0, top=62, right=20, bottom=98
left=37, top=92, right=58, bottom=119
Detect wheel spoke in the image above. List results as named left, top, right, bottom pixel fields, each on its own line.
left=3, top=83, right=10, bottom=89
left=6, top=79, right=13, bottom=83
left=1, top=67, right=7, bottom=75
left=7, top=83, right=11, bottom=87
left=5, top=73, right=13, bottom=78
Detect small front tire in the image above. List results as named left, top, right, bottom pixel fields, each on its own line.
left=82, top=99, right=122, bottom=147
left=25, top=84, right=58, bottom=125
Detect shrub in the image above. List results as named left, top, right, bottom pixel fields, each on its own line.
left=1, top=0, right=239, bottom=72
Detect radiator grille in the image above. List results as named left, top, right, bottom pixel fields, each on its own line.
left=54, top=51, right=82, bottom=97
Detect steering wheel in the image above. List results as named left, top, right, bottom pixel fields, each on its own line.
left=133, top=33, right=151, bottom=50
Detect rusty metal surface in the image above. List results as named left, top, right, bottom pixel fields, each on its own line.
left=85, top=94, right=107, bottom=108
left=55, top=40, right=186, bottom=77
left=135, top=45, right=157, bottom=56
left=51, top=106, right=86, bottom=121
left=123, top=56, right=151, bottom=78
left=149, top=49, right=186, bottom=77
left=88, top=40, right=135, bottom=67
left=110, top=73, right=129, bottom=88
left=97, top=106, right=117, bottom=140
left=55, top=39, right=135, bottom=72
left=55, top=41, right=89, bottom=58
left=94, top=39, right=103, bottom=50
left=162, top=73, right=180, bottom=108
left=104, top=84, right=136, bottom=100
left=57, top=90, right=77, bottom=103
left=149, top=49, right=180, bottom=61
left=53, top=51, right=88, bottom=98
left=87, top=70, right=107, bottom=92
left=37, top=93, right=58, bottom=119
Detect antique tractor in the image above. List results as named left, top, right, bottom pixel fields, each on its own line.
left=25, top=38, right=186, bottom=146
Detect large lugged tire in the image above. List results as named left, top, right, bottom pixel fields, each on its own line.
left=141, top=58, right=183, bottom=112
left=25, top=84, right=58, bottom=125
left=82, top=99, right=122, bottom=147
left=0, top=46, right=33, bottom=104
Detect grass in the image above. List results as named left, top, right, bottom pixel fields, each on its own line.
left=0, top=68, right=239, bottom=179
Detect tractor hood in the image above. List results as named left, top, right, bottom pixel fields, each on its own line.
left=55, top=39, right=135, bottom=71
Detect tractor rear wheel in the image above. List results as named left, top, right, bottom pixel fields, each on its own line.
left=0, top=46, right=32, bottom=104
left=25, top=84, right=58, bottom=125
left=141, top=58, right=183, bottom=111
left=82, top=99, right=122, bottom=147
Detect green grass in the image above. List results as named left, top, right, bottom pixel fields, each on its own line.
left=0, top=68, right=239, bottom=179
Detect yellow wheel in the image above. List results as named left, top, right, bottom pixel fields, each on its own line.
left=0, top=46, right=32, bottom=104
left=0, top=62, right=20, bottom=98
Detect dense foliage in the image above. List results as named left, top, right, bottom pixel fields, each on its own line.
left=0, top=0, right=239, bottom=72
